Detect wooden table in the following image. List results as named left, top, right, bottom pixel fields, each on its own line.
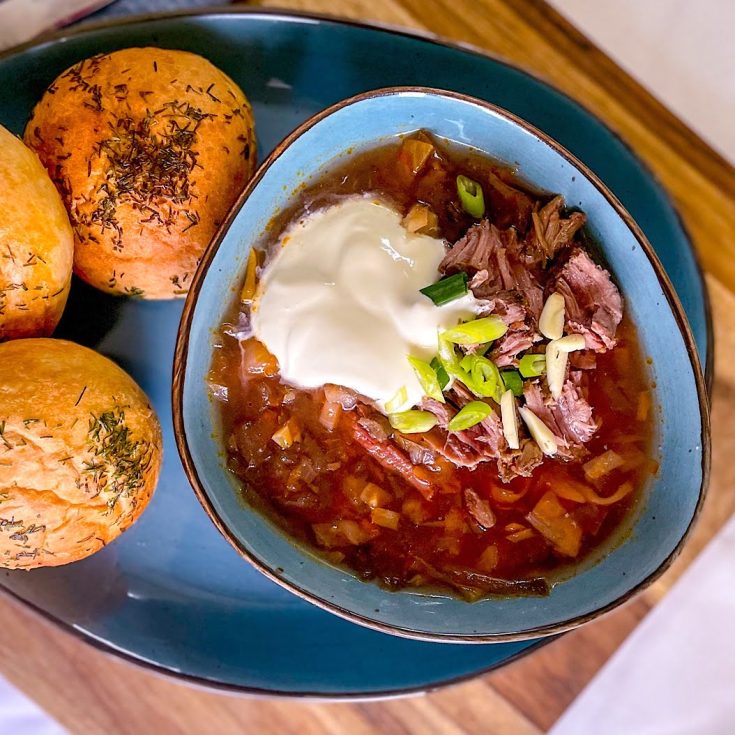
left=2, top=1, right=734, bottom=732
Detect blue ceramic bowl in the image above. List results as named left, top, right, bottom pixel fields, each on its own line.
left=173, top=88, right=709, bottom=642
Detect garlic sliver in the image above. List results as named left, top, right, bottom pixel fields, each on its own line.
left=554, top=334, right=586, bottom=353
left=539, top=292, right=565, bottom=340
left=518, top=407, right=558, bottom=456
left=500, top=389, right=520, bottom=450
left=546, top=340, right=568, bottom=399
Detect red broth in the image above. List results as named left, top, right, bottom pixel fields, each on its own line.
left=209, top=134, right=656, bottom=599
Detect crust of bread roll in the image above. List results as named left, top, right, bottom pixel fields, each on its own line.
left=0, top=339, right=162, bottom=568
left=0, top=124, right=74, bottom=339
left=24, top=48, right=256, bottom=299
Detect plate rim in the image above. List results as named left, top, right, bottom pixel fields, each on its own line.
left=0, top=584, right=550, bottom=701
left=0, top=6, right=714, bottom=698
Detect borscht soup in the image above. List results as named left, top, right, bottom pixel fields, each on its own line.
left=209, top=132, right=656, bottom=600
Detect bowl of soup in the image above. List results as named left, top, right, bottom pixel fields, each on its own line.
left=173, top=87, right=709, bottom=641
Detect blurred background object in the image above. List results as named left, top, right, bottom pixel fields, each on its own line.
left=0, top=0, right=114, bottom=51
left=0, top=0, right=234, bottom=51
left=548, top=0, right=735, bottom=165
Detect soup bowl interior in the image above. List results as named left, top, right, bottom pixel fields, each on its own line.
left=175, top=88, right=708, bottom=642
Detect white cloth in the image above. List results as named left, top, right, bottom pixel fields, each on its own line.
left=547, top=0, right=735, bottom=165
left=550, top=514, right=735, bottom=734
left=0, top=673, right=66, bottom=735
left=0, top=0, right=114, bottom=51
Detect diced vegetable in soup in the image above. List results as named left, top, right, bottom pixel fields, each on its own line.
left=209, top=132, right=656, bottom=600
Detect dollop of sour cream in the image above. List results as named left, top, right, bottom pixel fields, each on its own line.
left=252, top=196, right=482, bottom=412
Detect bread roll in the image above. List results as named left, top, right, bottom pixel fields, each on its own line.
left=25, top=48, right=256, bottom=299
left=0, top=124, right=73, bottom=339
left=0, top=339, right=162, bottom=568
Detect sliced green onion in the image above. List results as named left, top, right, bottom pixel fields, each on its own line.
left=501, top=369, right=524, bottom=397
left=456, top=175, right=485, bottom=218
left=385, top=385, right=408, bottom=412
left=430, top=356, right=450, bottom=391
left=438, top=333, right=462, bottom=373
left=388, top=410, right=438, bottom=434
left=519, top=353, right=546, bottom=378
left=471, top=355, right=503, bottom=402
left=448, top=401, right=492, bottom=432
left=438, top=336, right=483, bottom=398
left=408, top=356, right=444, bottom=403
left=419, top=272, right=468, bottom=306
left=442, top=316, right=508, bottom=345
left=461, top=354, right=503, bottom=402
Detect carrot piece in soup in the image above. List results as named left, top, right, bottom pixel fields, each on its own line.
left=360, top=482, right=392, bottom=508
left=527, top=491, right=583, bottom=557
left=240, top=249, right=259, bottom=302
left=398, top=138, right=434, bottom=176
left=371, top=508, right=401, bottom=530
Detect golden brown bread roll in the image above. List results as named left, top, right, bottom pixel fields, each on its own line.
left=24, top=47, right=256, bottom=299
left=0, top=124, right=74, bottom=340
left=0, top=338, right=162, bottom=568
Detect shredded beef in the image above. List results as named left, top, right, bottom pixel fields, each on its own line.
left=479, top=290, right=527, bottom=327
left=440, top=220, right=512, bottom=280
left=497, top=439, right=544, bottom=483
left=351, top=420, right=433, bottom=495
left=430, top=433, right=485, bottom=468
left=510, top=260, right=544, bottom=319
left=441, top=221, right=543, bottom=311
left=405, top=212, right=616, bottom=481
left=523, top=377, right=597, bottom=460
left=446, top=382, right=506, bottom=456
left=525, top=196, right=586, bottom=264
left=443, top=221, right=543, bottom=363
left=420, top=397, right=488, bottom=467
left=464, top=488, right=496, bottom=529
left=490, top=330, right=537, bottom=367
left=420, top=387, right=544, bottom=481
left=454, top=383, right=543, bottom=479
left=523, top=381, right=570, bottom=457
left=394, top=435, right=436, bottom=465
left=357, top=415, right=390, bottom=442
left=552, top=248, right=622, bottom=351
left=552, top=375, right=599, bottom=445
left=420, top=397, right=453, bottom=428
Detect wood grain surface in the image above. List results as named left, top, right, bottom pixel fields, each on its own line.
left=1, top=1, right=734, bottom=733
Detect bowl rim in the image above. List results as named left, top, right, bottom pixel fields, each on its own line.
left=172, top=85, right=711, bottom=644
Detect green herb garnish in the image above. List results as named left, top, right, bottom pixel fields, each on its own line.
left=456, top=175, right=485, bottom=218
left=408, top=356, right=444, bottom=403
left=388, top=410, right=438, bottom=434
left=519, top=354, right=546, bottom=378
left=448, top=401, right=492, bottom=431
left=501, top=369, right=524, bottom=397
left=430, top=356, right=450, bottom=391
left=419, top=272, right=468, bottom=306
left=442, top=316, right=508, bottom=345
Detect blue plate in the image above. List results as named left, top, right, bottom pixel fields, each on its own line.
left=0, top=10, right=712, bottom=696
